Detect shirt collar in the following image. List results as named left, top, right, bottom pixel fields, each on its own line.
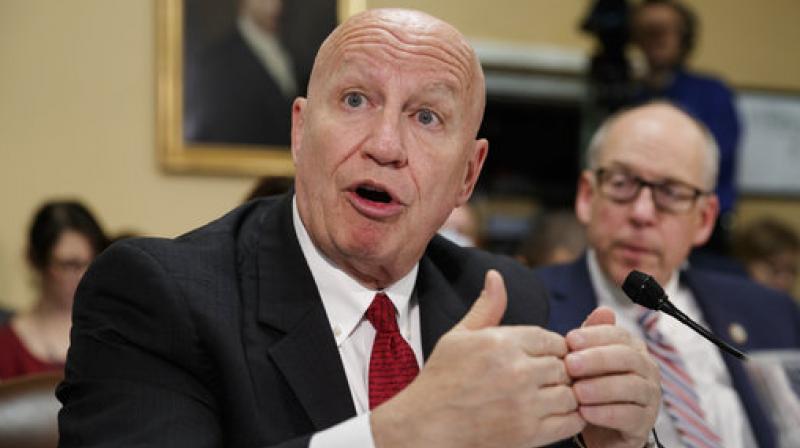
left=586, top=249, right=679, bottom=311
left=292, top=196, right=419, bottom=346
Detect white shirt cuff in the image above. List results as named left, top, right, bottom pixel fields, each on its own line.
left=309, top=412, right=375, bottom=448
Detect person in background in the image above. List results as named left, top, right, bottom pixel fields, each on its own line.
left=59, top=9, right=661, bottom=448
left=538, top=102, right=800, bottom=448
left=438, top=203, right=481, bottom=247
left=631, top=0, right=741, bottom=253
left=734, top=218, right=800, bottom=298
left=0, top=308, right=11, bottom=325
left=0, top=200, right=107, bottom=380
left=518, top=209, right=587, bottom=268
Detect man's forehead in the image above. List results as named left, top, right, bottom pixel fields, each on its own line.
left=333, top=53, right=462, bottom=95
left=608, top=105, right=703, bottom=148
left=316, top=9, right=478, bottom=92
left=601, top=106, right=706, bottom=177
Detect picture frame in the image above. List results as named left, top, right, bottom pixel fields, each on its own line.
left=156, top=0, right=365, bottom=176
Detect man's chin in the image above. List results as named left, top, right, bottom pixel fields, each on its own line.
left=613, top=258, right=670, bottom=285
left=337, top=241, right=414, bottom=288
left=608, top=258, right=653, bottom=286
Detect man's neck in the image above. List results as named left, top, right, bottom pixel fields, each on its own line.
left=292, top=195, right=418, bottom=291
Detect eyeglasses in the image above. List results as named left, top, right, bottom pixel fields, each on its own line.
left=594, top=168, right=709, bottom=213
left=49, top=258, right=91, bottom=274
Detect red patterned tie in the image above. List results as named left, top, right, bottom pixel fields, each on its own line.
left=366, top=292, right=419, bottom=409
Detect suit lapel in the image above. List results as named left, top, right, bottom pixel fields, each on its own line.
left=265, top=307, right=356, bottom=430
left=247, top=196, right=355, bottom=430
left=416, top=255, right=471, bottom=359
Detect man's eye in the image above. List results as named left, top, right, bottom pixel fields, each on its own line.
left=608, top=174, right=633, bottom=188
left=660, top=183, right=692, bottom=199
left=416, top=109, right=439, bottom=126
left=344, top=92, right=365, bottom=108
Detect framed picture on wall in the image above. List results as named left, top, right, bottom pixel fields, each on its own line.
left=156, top=0, right=364, bottom=176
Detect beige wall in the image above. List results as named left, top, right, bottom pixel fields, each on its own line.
left=0, top=1, right=254, bottom=309
left=1, top=0, right=799, bottom=309
left=368, top=0, right=800, bottom=90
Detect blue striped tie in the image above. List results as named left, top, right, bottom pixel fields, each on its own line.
left=638, top=308, right=724, bottom=448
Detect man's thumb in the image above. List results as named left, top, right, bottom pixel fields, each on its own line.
left=456, top=269, right=507, bottom=331
left=582, top=306, right=616, bottom=327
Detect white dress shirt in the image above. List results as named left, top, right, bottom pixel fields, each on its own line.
left=586, top=250, right=757, bottom=448
left=292, top=198, right=422, bottom=448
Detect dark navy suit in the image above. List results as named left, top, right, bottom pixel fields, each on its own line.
left=536, top=255, right=800, bottom=448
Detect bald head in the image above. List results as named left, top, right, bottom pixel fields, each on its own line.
left=587, top=102, right=719, bottom=190
left=307, top=8, right=486, bottom=136
left=289, top=9, right=491, bottom=288
left=576, top=102, right=721, bottom=287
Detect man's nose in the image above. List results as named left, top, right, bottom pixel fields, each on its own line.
left=363, top=110, right=407, bottom=168
left=629, top=185, right=658, bottom=224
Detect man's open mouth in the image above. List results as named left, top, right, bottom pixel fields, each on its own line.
left=356, top=185, right=393, bottom=204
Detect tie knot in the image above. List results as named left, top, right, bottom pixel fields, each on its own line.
left=366, top=293, right=398, bottom=333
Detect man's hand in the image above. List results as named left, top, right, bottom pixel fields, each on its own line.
left=371, top=270, right=585, bottom=448
left=567, top=307, right=661, bottom=448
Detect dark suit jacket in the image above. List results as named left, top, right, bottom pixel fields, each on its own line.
left=536, top=256, right=800, bottom=448
left=57, top=194, right=550, bottom=447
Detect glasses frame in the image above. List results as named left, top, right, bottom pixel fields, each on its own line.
left=594, top=167, right=711, bottom=213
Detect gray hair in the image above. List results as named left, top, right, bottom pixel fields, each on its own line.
left=584, top=101, right=719, bottom=190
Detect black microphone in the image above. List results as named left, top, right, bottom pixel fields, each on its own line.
left=622, top=270, right=746, bottom=360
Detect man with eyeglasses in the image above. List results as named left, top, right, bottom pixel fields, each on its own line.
left=536, top=102, right=800, bottom=448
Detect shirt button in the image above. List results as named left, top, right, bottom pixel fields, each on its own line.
left=333, top=325, right=342, bottom=337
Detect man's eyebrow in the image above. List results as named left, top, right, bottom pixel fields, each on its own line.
left=419, top=82, right=458, bottom=98
left=330, top=58, right=461, bottom=102
left=330, top=58, right=380, bottom=84
left=604, top=162, right=697, bottom=186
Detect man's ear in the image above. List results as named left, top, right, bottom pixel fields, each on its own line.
left=456, top=138, right=489, bottom=205
left=574, top=170, right=595, bottom=225
left=290, top=98, right=307, bottom=165
left=692, top=194, right=720, bottom=247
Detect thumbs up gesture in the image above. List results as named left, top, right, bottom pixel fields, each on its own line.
left=371, top=270, right=585, bottom=448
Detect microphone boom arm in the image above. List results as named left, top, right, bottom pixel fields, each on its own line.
left=660, top=300, right=746, bottom=360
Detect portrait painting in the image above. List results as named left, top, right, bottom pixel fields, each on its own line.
left=157, top=0, right=362, bottom=176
